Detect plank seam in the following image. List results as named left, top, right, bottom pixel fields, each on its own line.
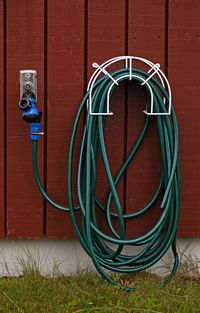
left=3, top=0, right=7, bottom=237
left=124, top=0, right=129, bottom=217
left=164, top=0, right=169, bottom=76
left=43, top=0, right=48, bottom=236
left=84, top=0, right=88, bottom=93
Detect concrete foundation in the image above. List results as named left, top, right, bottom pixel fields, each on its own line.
left=0, top=238, right=199, bottom=277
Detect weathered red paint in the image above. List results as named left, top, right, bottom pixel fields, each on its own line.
left=168, top=0, right=200, bottom=236
left=0, top=0, right=198, bottom=237
left=0, top=0, right=5, bottom=237
left=6, top=0, right=44, bottom=237
left=46, top=0, right=85, bottom=237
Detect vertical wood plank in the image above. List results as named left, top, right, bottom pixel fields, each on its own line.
left=87, top=0, right=126, bottom=234
left=6, top=0, right=44, bottom=237
left=168, top=0, right=200, bottom=236
left=0, top=0, right=5, bottom=237
left=126, top=0, right=166, bottom=236
left=46, top=0, right=85, bottom=237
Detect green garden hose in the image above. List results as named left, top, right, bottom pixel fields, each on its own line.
left=32, top=66, right=181, bottom=291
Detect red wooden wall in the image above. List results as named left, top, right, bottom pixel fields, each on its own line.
left=0, top=0, right=200, bottom=238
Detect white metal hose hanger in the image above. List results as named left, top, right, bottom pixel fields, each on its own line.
left=19, top=56, right=181, bottom=291
left=87, top=56, right=171, bottom=116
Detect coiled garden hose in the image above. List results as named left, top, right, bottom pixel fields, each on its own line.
left=32, top=67, right=181, bottom=291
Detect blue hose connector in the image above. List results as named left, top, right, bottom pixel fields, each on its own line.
left=19, top=97, right=43, bottom=140
left=30, top=122, right=41, bottom=140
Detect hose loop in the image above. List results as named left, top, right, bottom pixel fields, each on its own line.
left=32, top=67, right=181, bottom=290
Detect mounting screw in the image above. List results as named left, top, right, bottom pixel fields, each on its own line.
left=25, top=73, right=31, bottom=79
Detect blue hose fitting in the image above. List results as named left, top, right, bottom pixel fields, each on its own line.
left=30, top=122, right=42, bottom=140
left=19, top=96, right=43, bottom=140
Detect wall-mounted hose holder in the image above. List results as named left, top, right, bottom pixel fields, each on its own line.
left=87, top=56, right=171, bottom=116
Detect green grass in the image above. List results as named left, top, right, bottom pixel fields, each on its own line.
left=0, top=270, right=199, bottom=313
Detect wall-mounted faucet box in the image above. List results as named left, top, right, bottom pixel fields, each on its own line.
left=19, top=70, right=37, bottom=100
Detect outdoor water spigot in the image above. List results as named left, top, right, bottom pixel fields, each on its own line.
left=19, top=95, right=42, bottom=123
left=18, top=70, right=43, bottom=140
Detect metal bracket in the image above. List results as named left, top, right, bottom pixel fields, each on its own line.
left=87, top=56, right=171, bottom=116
